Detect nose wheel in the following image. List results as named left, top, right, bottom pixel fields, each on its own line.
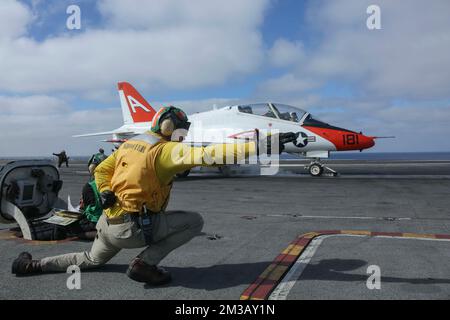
left=309, top=163, right=324, bottom=176
left=305, top=160, right=338, bottom=177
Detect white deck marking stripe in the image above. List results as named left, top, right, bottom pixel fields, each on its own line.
left=268, top=235, right=331, bottom=300
left=268, top=233, right=450, bottom=300
left=279, top=163, right=450, bottom=167
left=375, top=235, right=450, bottom=242
left=266, top=214, right=411, bottom=221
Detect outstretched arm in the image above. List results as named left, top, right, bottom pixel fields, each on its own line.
left=156, top=142, right=256, bottom=185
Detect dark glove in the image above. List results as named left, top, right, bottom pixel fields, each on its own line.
left=257, top=131, right=299, bottom=155
left=100, top=190, right=117, bottom=209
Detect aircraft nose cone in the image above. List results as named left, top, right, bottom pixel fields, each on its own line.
left=361, top=135, right=375, bottom=149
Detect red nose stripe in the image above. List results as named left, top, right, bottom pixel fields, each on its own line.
left=303, top=126, right=375, bottom=151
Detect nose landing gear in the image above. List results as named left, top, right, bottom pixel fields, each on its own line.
left=305, top=159, right=338, bottom=177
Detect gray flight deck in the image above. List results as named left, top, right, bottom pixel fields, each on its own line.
left=281, top=235, right=450, bottom=300
left=1, top=159, right=450, bottom=299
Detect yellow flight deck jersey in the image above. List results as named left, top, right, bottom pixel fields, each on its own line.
left=94, top=131, right=256, bottom=218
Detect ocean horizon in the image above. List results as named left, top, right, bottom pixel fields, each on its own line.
left=1, top=152, right=450, bottom=162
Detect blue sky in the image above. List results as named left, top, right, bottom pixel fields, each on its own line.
left=1, top=0, right=450, bottom=155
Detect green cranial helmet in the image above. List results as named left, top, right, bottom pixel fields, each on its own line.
left=151, top=106, right=190, bottom=135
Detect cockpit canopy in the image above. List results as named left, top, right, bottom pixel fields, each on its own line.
left=237, top=103, right=308, bottom=123
left=236, top=102, right=339, bottom=130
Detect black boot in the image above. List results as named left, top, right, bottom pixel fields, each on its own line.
left=126, top=258, right=171, bottom=286
left=12, top=252, right=43, bottom=276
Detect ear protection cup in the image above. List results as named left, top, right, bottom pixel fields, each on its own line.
left=160, top=118, right=175, bottom=137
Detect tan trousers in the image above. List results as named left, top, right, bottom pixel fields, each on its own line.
left=40, top=211, right=204, bottom=272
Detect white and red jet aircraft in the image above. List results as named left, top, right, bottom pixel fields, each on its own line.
left=75, top=82, right=380, bottom=176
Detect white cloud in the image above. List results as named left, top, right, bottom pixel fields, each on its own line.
left=0, top=94, right=122, bottom=156
left=261, top=0, right=450, bottom=100
left=0, top=0, right=269, bottom=95
left=304, top=0, right=450, bottom=99
left=256, top=73, right=318, bottom=97
left=0, top=95, right=70, bottom=115
left=98, top=0, right=268, bottom=30
left=268, top=38, right=304, bottom=68
left=0, top=0, right=32, bottom=40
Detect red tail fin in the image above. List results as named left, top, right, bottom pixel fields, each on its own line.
left=118, top=82, right=156, bottom=124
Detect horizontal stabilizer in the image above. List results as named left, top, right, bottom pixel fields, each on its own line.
left=73, top=131, right=133, bottom=138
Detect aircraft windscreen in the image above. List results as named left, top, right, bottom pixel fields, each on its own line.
left=303, top=114, right=329, bottom=126
left=302, top=113, right=355, bottom=133
left=237, top=103, right=277, bottom=118
left=272, top=104, right=307, bottom=123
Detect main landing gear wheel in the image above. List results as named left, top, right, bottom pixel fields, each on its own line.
left=309, top=163, right=324, bottom=177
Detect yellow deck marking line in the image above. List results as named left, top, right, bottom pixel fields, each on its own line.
left=340, top=230, right=372, bottom=236
left=242, top=230, right=450, bottom=300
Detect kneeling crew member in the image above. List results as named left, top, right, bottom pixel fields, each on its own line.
left=12, top=106, right=296, bottom=285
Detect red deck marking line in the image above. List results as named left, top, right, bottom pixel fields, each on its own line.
left=241, top=230, right=450, bottom=300
left=295, top=237, right=311, bottom=247
left=274, top=254, right=298, bottom=264
left=402, top=233, right=437, bottom=239
left=435, top=234, right=450, bottom=240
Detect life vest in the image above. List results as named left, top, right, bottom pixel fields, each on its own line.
left=110, top=133, right=172, bottom=213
